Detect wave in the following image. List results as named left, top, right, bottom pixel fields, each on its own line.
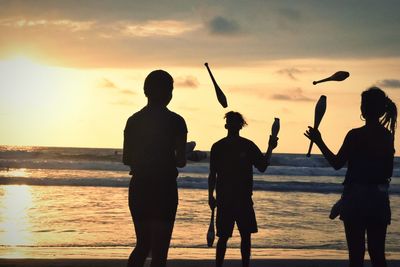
left=1, top=176, right=399, bottom=194
left=2, top=159, right=400, bottom=178
left=0, top=159, right=128, bottom=171
left=1, top=146, right=400, bottom=178
left=2, top=146, right=400, bottom=167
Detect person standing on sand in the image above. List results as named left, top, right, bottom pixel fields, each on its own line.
left=305, top=87, right=397, bottom=267
left=123, top=70, right=187, bottom=267
left=208, top=111, right=278, bottom=267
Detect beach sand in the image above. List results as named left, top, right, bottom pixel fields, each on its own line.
left=1, top=258, right=400, bottom=267
left=1, top=248, right=400, bottom=267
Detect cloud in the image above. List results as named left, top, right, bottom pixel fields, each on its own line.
left=248, top=118, right=268, bottom=124
left=278, top=8, right=301, bottom=21
left=0, top=18, right=95, bottom=32
left=271, top=88, right=314, bottom=102
left=208, top=16, right=240, bottom=35
left=277, top=68, right=303, bottom=80
left=1, top=2, right=400, bottom=68
left=275, top=7, right=302, bottom=32
left=376, top=79, right=400, bottom=89
left=111, top=100, right=135, bottom=106
left=120, top=89, right=135, bottom=95
left=98, top=78, right=136, bottom=96
left=99, top=78, right=118, bottom=89
left=175, top=76, right=199, bottom=88
left=0, top=17, right=200, bottom=39
left=118, top=20, right=200, bottom=37
left=177, top=105, right=200, bottom=112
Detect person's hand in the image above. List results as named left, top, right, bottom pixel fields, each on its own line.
left=304, top=126, right=323, bottom=145
left=208, top=195, right=216, bottom=210
left=268, top=135, right=279, bottom=150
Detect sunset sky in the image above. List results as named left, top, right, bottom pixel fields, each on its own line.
left=0, top=0, right=400, bottom=154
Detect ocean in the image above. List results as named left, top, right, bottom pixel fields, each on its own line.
left=0, top=146, right=399, bottom=258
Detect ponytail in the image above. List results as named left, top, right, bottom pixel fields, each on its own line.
left=380, top=96, right=397, bottom=138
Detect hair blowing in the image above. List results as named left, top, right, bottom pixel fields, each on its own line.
left=362, top=87, right=397, bottom=137
left=224, top=111, right=248, bottom=128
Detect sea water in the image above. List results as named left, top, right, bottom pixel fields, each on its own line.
left=0, top=146, right=399, bottom=258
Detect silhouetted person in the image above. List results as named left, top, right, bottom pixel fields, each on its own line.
left=123, top=70, right=187, bottom=267
left=305, top=87, right=397, bottom=267
left=208, top=111, right=278, bottom=267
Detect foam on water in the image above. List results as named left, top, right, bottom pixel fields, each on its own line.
left=1, top=146, right=400, bottom=193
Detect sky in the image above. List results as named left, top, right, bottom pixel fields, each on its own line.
left=0, top=0, right=400, bottom=154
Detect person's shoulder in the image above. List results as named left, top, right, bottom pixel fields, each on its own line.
left=166, top=109, right=186, bottom=121
left=240, top=136, right=257, bottom=146
left=350, top=125, right=393, bottom=142
left=379, top=126, right=392, bottom=136
left=379, top=126, right=394, bottom=143
left=126, top=108, right=145, bottom=123
left=353, top=125, right=391, bottom=135
left=346, top=127, right=363, bottom=137
left=214, top=137, right=227, bottom=146
left=349, top=126, right=363, bottom=133
left=212, top=138, right=227, bottom=149
left=165, top=108, right=182, bottom=118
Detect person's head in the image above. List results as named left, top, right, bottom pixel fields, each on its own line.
left=224, top=111, right=247, bottom=132
left=144, top=70, right=173, bottom=106
left=361, top=87, right=397, bottom=136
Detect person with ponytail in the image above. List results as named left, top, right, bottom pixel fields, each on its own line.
left=305, top=87, right=397, bottom=267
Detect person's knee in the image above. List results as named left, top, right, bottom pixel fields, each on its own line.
left=239, top=231, right=251, bottom=243
left=135, top=234, right=152, bottom=253
left=217, top=236, right=229, bottom=246
left=135, top=240, right=151, bottom=254
left=368, top=246, right=385, bottom=261
left=240, top=231, right=251, bottom=240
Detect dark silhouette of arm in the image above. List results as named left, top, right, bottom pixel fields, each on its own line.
left=255, top=136, right=278, bottom=173
left=305, top=127, right=349, bottom=170
left=175, top=133, right=187, bottom=168
left=208, top=146, right=217, bottom=210
left=122, top=120, right=132, bottom=166
left=208, top=170, right=217, bottom=210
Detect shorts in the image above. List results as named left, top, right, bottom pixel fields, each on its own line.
left=216, top=199, right=257, bottom=238
left=340, top=184, right=391, bottom=225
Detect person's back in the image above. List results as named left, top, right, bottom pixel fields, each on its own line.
left=344, top=125, right=394, bottom=185
left=304, top=87, right=397, bottom=267
left=124, top=105, right=186, bottom=180
left=123, top=70, right=187, bottom=267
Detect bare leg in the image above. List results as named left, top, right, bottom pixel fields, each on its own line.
left=150, top=220, right=175, bottom=267
left=344, top=221, right=366, bottom=267
left=367, top=222, right=387, bottom=267
left=240, top=232, right=251, bottom=267
left=216, top=236, right=229, bottom=267
left=127, top=220, right=151, bottom=267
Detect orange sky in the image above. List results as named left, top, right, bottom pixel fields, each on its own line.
left=0, top=1, right=400, bottom=154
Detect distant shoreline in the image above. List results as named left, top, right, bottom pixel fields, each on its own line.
left=2, top=145, right=400, bottom=160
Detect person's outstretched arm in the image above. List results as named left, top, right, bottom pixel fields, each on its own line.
left=304, top=127, right=349, bottom=170
left=255, top=136, right=278, bottom=173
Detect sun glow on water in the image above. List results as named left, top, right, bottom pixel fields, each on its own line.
left=2, top=168, right=29, bottom=178
left=0, top=185, right=34, bottom=246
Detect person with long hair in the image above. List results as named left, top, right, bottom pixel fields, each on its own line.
left=305, top=87, right=397, bottom=267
